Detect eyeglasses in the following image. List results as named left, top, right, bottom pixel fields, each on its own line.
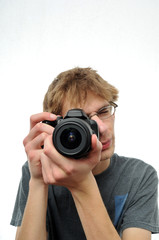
left=89, top=102, right=118, bottom=120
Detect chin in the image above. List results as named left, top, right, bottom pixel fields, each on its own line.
left=101, top=145, right=115, bottom=161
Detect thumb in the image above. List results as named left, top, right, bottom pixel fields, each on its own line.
left=91, top=134, right=102, bottom=152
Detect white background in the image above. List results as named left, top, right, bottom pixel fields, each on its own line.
left=0, top=0, right=159, bottom=239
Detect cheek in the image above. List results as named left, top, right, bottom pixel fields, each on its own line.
left=100, top=119, right=115, bottom=137
left=111, top=122, right=115, bottom=135
left=110, top=116, right=115, bottom=134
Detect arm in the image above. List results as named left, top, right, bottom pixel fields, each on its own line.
left=122, top=228, right=151, bottom=240
left=41, top=135, right=152, bottom=240
left=15, top=112, right=56, bottom=240
left=70, top=174, right=120, bottom=240
left=16, top=180, right=48, bottom=240
left=70, top=177, right=151, bottom=240
left=41, top=134, right=121, bottom=239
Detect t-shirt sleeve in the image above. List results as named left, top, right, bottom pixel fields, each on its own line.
left=10, top=161, right=30, bottom=226
left=121, top=165, right=159, bottom=234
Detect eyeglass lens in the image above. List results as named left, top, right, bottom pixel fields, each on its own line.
left=97, top=106, right=114, bottom=119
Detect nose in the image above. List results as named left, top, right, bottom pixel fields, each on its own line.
left=91, top=115, right=107, bottom=136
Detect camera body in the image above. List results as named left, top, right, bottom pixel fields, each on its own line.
left=43, top=109, right=99, bottom=158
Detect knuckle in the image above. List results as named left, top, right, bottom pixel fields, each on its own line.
left=43, top=179, right=49, bottom=185
left=45, top=174, right=55, bottom=185
left=30, top=115, right=33, bottom=122
left=43, top=145, right=52, bottom=155
left=65, top=166, right=74, bottom=176
left=23, top=137, right=27, bottom=146
left=35, top=122, right=43, bottom=132
left=42, top=175, right=49, bottom=185
left=24, top=141, right=31, bottom=153
left=40, top=132, right=48, bottom=140
left=30, top=114, right=35, bottom=124
left=53, top=171, right=62, bottom=182
left=28, top=150, right=36, bottom=162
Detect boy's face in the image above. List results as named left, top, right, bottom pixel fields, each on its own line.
left=62, top=91, right=115, bottom=163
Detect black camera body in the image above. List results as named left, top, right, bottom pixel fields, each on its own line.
left=43, top=109, right=99, bottom=159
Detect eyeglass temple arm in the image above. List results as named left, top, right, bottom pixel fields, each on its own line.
left=109, top=101, right=118, bottom=108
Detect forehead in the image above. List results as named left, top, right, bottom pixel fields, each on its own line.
left=62, top=91, right=109, bottom=116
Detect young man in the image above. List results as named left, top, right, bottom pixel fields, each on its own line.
left=11, top=67, right=159, bottom=239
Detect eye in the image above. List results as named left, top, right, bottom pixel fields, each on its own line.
left=99, top=109, right=109, bottom=115
left=98, top=107, right=112, bottom=118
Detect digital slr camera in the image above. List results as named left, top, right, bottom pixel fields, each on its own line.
left=43, top=109, right=99, bottom=159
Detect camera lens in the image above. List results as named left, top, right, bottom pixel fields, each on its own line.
left=60, top=128, right=82, bottom=149
left=53, top=118, right=93, bottom=158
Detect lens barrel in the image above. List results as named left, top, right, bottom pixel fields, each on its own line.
left=53, top=118, right=92, bottom=158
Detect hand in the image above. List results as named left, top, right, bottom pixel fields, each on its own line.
left=40, top=133, right=102, bottom=190
left=23, top=112, right=57, bottom=182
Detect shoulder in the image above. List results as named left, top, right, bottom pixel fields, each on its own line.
left=113, top=153, right=157, bottom=174
left=112, top=154, right=158, bottom=185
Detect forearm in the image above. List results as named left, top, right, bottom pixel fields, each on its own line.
left=16, top=179, right=48, bottom=240
left=70, top=174, right=121, bottom=240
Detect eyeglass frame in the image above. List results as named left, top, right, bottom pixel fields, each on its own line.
left=88, top=101, right=118, bottom=120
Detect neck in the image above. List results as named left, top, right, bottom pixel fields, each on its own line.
left=92, top=159, right=110, bottom=176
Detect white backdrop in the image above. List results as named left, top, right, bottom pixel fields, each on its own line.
left=0, top=0, right=159, bottom=239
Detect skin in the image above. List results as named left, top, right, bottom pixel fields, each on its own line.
left=15, top=91, right=151, bottom=240
left=61, top=91, right=115, bottom=175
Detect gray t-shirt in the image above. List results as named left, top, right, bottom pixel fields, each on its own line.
left=10, top=154, right=159, bottom=239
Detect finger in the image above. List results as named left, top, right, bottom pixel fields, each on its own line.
left=43, top=135, right=76, bottom=173
left=24, top=132, right=49, bottom=153
left=27, top=149, right=44, bottom=178
left=43, top=135, right=66, bottom=166
left=91, top=134, right=102, bottom=152
left=28, top=149, right=43, bottom=164
left=23, top=122, right=54, bottom=146
left=30, top=112, right=57, bottom=129
left=41, top=152, right=66, bottom=185
left=40, top=152, right=53, bottom=184
left=84, top=134, right=102, bottom=166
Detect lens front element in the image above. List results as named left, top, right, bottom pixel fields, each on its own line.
left=60, top=128, right=82, bottom=149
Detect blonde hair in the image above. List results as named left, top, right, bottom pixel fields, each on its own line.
left=43, top=67, right=119, bottom=115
